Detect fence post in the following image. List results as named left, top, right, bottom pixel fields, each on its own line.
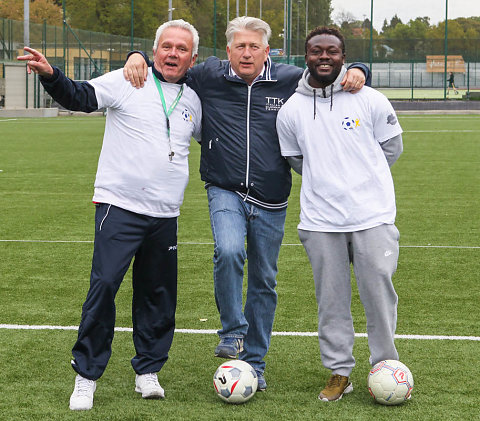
left=33, top=73, right=36, bottom=108
left=467, top=61, right=470, bottom=99
left=54, top=25, right=57, bottom=64
left=2, top=18, right=4, bottom=59
left=25, top=66, right=28, bottom=108
left=388, top=62, right=391, bottom=87
left=89, top=31, right=92, bottom=78
left=63, top=1, right=66, bottom=74
left=9, top=18, right=13, bottom=58
left=410, top=60, right=414, bottom=100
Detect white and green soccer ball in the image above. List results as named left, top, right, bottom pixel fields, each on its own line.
left=368, top=360, right=414, bottom=405
left=213, top=360, right=258, bottom=404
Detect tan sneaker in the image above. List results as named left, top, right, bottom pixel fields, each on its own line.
left=318, top=374, right=353, bottom=402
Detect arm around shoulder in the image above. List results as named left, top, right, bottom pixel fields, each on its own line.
left=124, top=51, right=151, bottom=88
left=347, top=62, right=371, bottom=86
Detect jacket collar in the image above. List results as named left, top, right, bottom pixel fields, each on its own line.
left=224, top=56, right=276, bottom=82
left=152, top=65, right=188, bottom=85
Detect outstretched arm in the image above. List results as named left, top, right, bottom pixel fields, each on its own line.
left=123, top=51, right=150, bottom=88
left=17, top=47, right=98, bottom=112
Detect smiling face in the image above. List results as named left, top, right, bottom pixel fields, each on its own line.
left=305, top=34, right=345, bottom=88
left=152, top=26, right=197, bottom=83
left=226, top=29, right=269, bottom=85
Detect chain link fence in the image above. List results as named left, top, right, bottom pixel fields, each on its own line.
left=0, top=17, right=223, bottom=109
left=1, top=17, right=480, bottom=108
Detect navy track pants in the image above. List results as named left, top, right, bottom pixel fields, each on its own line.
left=71, top=203, right=178, bottom=380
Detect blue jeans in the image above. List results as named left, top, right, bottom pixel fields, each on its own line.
left=207, top=186, right=286, bottom=373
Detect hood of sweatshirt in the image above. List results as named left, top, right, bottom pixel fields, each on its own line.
left=296, top=65, right=347, bottom=117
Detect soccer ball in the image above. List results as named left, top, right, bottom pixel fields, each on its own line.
left=213, top=360, right=258, bottom=404
left=342, top=117, right=356, bottom=130
left=368, top=360, right=414, bottom=405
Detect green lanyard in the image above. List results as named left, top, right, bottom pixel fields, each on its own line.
left=153, top=73, right=184, bottom=161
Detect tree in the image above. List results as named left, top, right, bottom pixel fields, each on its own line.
left=0, top=0, right=62, bottom=25
left=333, top=9, right=356, bottom=27
left=381, top=14, right=403, bottom=37
left=381, top=18, right=388, bottom=33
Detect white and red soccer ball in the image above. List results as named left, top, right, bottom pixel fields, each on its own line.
left=368, top=360, right=414, bottom=405
left=213, top=360, right=258, bottom=404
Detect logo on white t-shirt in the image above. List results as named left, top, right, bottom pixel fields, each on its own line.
left=341, top=116, right=360, bottom=130
left=182, top=108, right=192, bottom=122
left=387, top=113, right=398, bottom=125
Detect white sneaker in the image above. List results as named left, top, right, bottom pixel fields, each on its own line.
left=135, top=373, right=165, bottom=399
left=69, top=374, right=96, bottom=410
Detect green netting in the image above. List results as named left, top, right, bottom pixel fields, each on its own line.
left=0, top=17, right=225, bottom=80
left=1, top=17, right=479, bottom=104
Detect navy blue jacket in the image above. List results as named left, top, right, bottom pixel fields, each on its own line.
left=189, top=57, right=302, bottom=209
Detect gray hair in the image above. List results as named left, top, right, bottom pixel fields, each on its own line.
left=153, top=19, right=199, bottom=57
left=225, top=16, right=271, bottom=47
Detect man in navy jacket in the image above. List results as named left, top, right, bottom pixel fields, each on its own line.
left=124, top=16, right=370, bottom=391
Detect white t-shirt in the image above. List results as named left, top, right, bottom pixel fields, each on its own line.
left=88, top=68, right=201, bottom=218
left=277, top=86, right=402, bottom=232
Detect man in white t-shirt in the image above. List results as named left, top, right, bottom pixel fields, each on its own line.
left=17, top=20, right=201, bottom=411
left=276, top=27, right=404, bottom=402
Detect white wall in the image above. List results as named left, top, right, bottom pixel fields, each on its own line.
left=5, top=63, right=34, bottom=109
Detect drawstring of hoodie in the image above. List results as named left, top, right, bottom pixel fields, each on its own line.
left=330, top=84, right=333, bottom=111
left=313, top=84, right=334, bottom=119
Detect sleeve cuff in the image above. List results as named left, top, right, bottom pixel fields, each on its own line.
left=126, top=50, right=152, bottom=66
left=39, top=66, right=60, bottom=84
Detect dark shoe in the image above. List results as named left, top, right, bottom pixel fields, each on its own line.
left=214, top=337, right=244, bottom=359
left=256, top=371, right=267, bottom=391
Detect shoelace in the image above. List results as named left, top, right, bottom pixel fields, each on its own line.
left=75, top=377, right=95, bottom=396
left=142, top=373, right=160, bottom=387
left=326, top=374, right=342, bottom=388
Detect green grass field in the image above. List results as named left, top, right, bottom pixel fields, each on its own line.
left=1, top=115, right=479, bottom=420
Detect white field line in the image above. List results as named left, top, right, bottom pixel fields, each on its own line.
left=0, top=324, right=479, bottom=341
left=407, top=129, right=480, bottom=132
left=1, top=239, right=479, bottom=249
left=0, top=239, right=94, bottom=243
left=400, top=116, right=479, bottom=119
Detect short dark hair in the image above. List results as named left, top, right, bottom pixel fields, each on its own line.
left=305, top=27, right=345, bottom=54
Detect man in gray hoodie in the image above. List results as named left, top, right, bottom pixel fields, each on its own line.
left=276, top=27, right=404, bottom=402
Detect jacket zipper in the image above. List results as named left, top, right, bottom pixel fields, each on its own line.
left=245, top=84, right=252, bottom=189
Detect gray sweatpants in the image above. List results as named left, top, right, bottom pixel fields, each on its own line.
left=298, top=224, right=400, bottom=377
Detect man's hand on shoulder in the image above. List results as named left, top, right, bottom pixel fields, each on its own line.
left=341, top=68, right=366, bottom=93
left=123, top=53, right=148, bottom=88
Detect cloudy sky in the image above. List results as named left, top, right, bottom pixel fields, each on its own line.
left=330, top=0, right=480, bottom=30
